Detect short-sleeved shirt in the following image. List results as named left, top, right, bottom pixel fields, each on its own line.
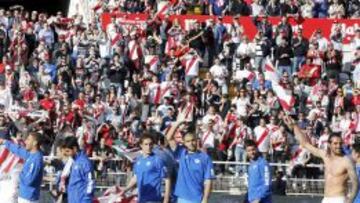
left=134, top=153, right=168, bottom=203
left=174, top=148, right=215, bottom=203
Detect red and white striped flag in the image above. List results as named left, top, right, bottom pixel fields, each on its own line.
left=156, top=1, right=170, bottom=17
left=145, top=55, right=159, bottom=74
left=264, top=59, right=295, bottom=112
left=264, top=58, right=279, bottom=83
left=0, top=139, right=23, bottom=174
left=272, top=83, right=295, bottom=112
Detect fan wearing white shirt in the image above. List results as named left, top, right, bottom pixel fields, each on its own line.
left=210, top=58, right=228, bottom=95
left=235, top=37, right=254, bottom=68
left=254, top=118, right=270, bottom=158
left=202, top=105, right=223, bottom=135
left=270, top=125, right=288, bottom=172
left=180, top=49, right=203, bottom=87
left=232, top=89, right=251, bottom=117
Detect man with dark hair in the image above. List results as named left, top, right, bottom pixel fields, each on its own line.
left=62, top=136, right=95, bottom=203
left=0, top=132, right=44, bottom=203
left=121, top=132, right=171, bottom=203
left=351, top=142, right=360, bottom=202
left=284, top=116, right=358, bottom=203
left=245, top=139, right=272, bottom=203
left=166, top=112, right=215, bottom=203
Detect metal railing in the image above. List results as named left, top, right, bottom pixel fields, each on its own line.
left=42, top=158, right=327, bottom=196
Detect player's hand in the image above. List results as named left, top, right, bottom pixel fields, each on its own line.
left=0, top=138, right=4, bottom=145
left=251, top=200, right=260, bottom=203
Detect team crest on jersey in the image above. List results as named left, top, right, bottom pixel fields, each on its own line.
left=146, top=161, right=151, bottom=166
left=194, top=159, right=200, bottom=164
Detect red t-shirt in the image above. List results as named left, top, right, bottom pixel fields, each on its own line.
left=39, top=98, right=55, bottom=111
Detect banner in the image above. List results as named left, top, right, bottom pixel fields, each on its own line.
left=101, top=12, right=359, bottom=44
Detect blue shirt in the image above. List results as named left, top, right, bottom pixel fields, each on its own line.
left=209, top=0, right=227, bottom=16
left=251, top=79, right=272, bottom=91
left=153, top=146, right=177, bottom=175
left=214, top=24, right=226, bottom=44
left=44, top=62, right=57, bottom=82
left=355, top=164, right=360, bottom=203
left=248, top=156, right=272, bottom=203
left=68, top=151, right=95, bottom=203
left=4, top=141, right=43, bottom=201
left=134, top=153, right=168, bottom=203
left=175, top=149, right=215, bottom=203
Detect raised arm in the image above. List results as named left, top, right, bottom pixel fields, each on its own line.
left=345, top=158, right=358, bottom=203
left=0, top=139, right=30, bottom=160
left=284, top=116, right=326, bottom=159
left=165, top=109, right=187, bottom=148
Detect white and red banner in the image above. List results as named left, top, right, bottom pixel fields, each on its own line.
left=101, top=13, right=360, bottom=43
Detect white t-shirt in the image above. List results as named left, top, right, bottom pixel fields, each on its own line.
left=210, top=64, right=228, bottom=86
left=234, top=97, right=250, bottom=117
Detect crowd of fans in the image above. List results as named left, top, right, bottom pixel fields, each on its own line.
left=92, top=0, right=360, bottom=18
left=0, top=2, right=359, bottom=186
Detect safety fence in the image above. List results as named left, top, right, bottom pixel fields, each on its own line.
left=43, top=157, right=327, bottom=196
